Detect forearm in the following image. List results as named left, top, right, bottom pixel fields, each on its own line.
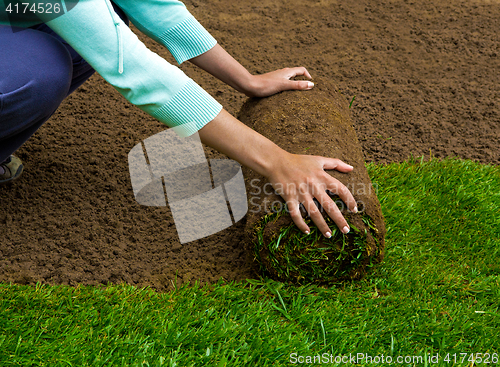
left=190, top=44, right=254, bottom=95
left=198, top=109, right=285, bottom=177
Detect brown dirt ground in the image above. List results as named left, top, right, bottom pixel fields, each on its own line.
left=1, top=0, right=499, bottom=292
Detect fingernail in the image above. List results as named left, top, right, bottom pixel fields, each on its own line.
left=342, top=226, right=350, bottom=234
left=305, top=230, right=310, bottom=235
left=325, top=232, right=332, bottom=238
left=353, top=206, right=358, bottom=214
left=307, top=82, right=314, bottom=88
left=346, top=164, right=354, bottom=169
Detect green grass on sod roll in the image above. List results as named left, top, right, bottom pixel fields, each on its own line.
left=0, top=157, right=499, bottom=366
left=253, top=207, right=380, bottom=284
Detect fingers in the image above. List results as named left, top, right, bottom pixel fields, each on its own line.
left=289, top=179, right=356, bottom=238
left=321, top=157, right=354, bottom=173
left=287, top=200, right=310, bottom=234
left=302, top=196, right=335, bottom=237
left=271, top=154, right=357, bottom=239
left=299, top=181, right=355, bottom=237
left=324, top=174, right=358, bottom=213
left=251, top=67, right=313, bottom=97
left=316, top=189, right=352, bottom=235
left=297, top=170, right=357, bottom=237
left=320, top=158, right=357, bottom=213
left=285, top=66, right=312, bottom=80
left=286, top=80, right=314, bottom=91
left=282, top=67, right=314, bottom=91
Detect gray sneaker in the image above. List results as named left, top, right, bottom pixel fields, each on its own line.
left=0, top=155, right=24, bottom=185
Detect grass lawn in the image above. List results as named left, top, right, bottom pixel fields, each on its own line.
left=1, top=158, right=499, bottom=366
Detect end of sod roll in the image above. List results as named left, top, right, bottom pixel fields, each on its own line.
left=238, top=78, right=386, bottom=284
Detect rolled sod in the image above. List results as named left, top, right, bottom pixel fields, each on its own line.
left=238, top=78, right=386, bottom=284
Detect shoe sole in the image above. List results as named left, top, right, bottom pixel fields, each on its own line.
left=0, top=164, right=24, bottom=186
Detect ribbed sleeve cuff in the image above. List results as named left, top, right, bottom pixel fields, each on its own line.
left=158, top=16, right=217, bottom=64
left=151, top=79, right=222, bottom=137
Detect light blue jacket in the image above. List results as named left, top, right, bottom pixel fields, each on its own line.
left=0, top=0, right=222, bottom=137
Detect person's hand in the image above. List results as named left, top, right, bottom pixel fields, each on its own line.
left=243, top=67, right=314, bottom=98
left=199, top=109, right=356, bottom=237
left=265, top=152, right=358, bottom=237
left=190, top=45, right=314, bottom=98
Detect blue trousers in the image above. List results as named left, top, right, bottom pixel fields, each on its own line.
left=0, top=4, right=128, bottom=163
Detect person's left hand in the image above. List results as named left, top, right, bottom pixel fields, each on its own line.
left=244, top=67, right=314, bottom=97
left=190, top=45, right=314, bottom=98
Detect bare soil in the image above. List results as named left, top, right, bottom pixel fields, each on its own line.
left=1, top=0, right=498, bottom=291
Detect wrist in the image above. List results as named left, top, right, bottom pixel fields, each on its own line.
left=189, top=44, right=257, bottom=96
left=252, top=141, right=291, bottom=179
left=198, top=109, right=290, bottom=177
left=236, top=73, right=258, bottom=97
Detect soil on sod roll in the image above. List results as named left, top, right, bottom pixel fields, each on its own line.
left=238, top=79, right=385, bottom=283
left=0, top=0, right=499, bottom=291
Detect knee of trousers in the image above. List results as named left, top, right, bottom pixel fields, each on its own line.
left=0, top=26, right=73, bottom=140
